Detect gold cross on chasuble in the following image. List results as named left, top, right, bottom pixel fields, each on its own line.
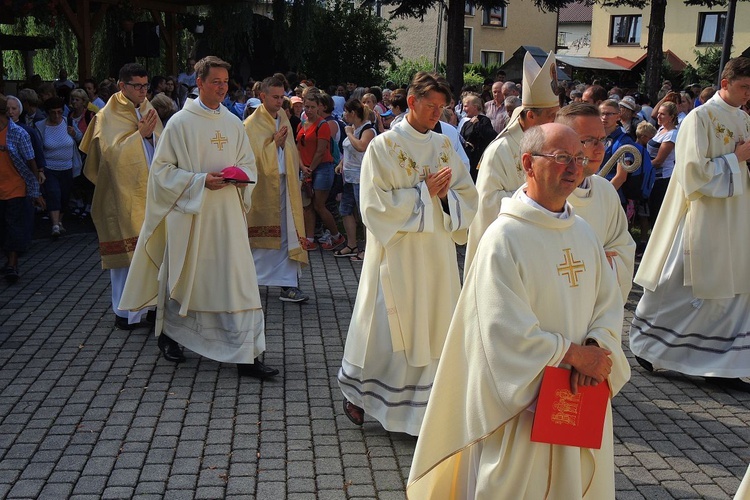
left=557, top=248, right=586, bottom=287
left=211, top=130, right=228, bottom=151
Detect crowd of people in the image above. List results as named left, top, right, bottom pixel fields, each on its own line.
left=2, top=52, right=750, bottom=498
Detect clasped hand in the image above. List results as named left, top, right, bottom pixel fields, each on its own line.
left=425, top=167, right=452, bottom=200
left=564, top=343, right=613, bottom=394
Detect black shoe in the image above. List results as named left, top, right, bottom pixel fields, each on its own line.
left=704, top=377, right=750, bottom=393
left=114, top=315, right=141, bottom=330
left=237, top=358, right=279, bottom=379
left=158, top=334, right=185, bottom=363
left=145, top=309, right=156, bottom=325
left=3, top=267, right=19, bottom=284
left=634, top=356, right=654, bottom=372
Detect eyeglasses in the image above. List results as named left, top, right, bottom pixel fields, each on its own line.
left=580, top=137, right=608, bottom=148
left=531, top=153, right=589, bottom=167
left=124, top=82, right=148, bottom=91
left=600, top=111, right=619, bottom=117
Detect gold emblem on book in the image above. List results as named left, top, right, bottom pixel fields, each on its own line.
left=557, top=248, right=586, bottom=287
left=211, top=130, right=228, bottom=151
left=551, top=389, right=582, bottom=426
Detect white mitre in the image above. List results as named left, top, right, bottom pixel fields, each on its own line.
left=522, top=51, right=559, bottom=109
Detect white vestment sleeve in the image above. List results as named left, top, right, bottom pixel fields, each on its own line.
left=695, top=154, right=743, bottom=198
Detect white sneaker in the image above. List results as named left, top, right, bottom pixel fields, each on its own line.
left=51, top=225, right=61, bottom=238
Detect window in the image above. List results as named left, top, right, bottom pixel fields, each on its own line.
left=482, top=6, right=506, bottom=27
left=464, top=28, right=473, bottom=64
left=481, top=51, right=503, bottom=66
left=610, top=15, right=641, bottom=45
left=557, top=32, right=568, bottom=48
left=698, top=12, right=726, bottom=44
left=464, top=2, right=474, bottom=15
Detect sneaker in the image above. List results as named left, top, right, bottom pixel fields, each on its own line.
left=2, top=266, right=18, bottom=284
left=280, top=287, right=310, bottom=303
left=51, top=225, right=61, bottom=238
left=58, top=223, right=66, bottom=234
left=321, top=233, right=345, bottom=250
left=301, top=239, right=318, bottom=251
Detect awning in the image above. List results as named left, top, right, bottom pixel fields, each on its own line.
left=555, top=55, right=633, bottom=71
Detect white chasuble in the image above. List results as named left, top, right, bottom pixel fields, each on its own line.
left=407, top=197, right=629, bottom=499
left=464, top=117, right=525, bottom=273
left=337, top=118, right=478, bottom=436
left=630, top=92, right=750, bottom=377
left=569, top=175, right=636, bottom=303
left=120, top=98, right=265, bottom=363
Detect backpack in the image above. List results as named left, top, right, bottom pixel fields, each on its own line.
left=323, top=115, right=347, bottom=165
left=621, top=143, right=654, bottom=200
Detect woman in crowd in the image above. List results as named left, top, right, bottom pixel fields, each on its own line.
left=646, top=101, right=679, bottom=224
left=296, top=92, right=345, bottom=251
left=634, top=121, right=657, bottom=255
left=67, top=89, right=95, bottom=218
left=289, top=96, right=303, bottom=135
left=35, top=97, right=81, bottom=238
left=6, top=96, right=46, bottom=179
left=150, top=93, right=177, bottom=126
left=458, top=94, right=496, bottom=181
left=148, top=76, right=167, bottom=100
left=361, top=93, right=385, bottom=134
left=678, top=91, right=694, bottom=123
left=618, top=95, right=642, bottom=140
left=333, top=99, right=376, bottom=262
left=164, top=76, right=183, bottom=110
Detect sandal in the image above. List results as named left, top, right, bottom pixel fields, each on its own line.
left=334, top=245, right=358, bottom=258
left=343, top=399, right=364, bottom=426
left=350, top=251, right=365, bottom=262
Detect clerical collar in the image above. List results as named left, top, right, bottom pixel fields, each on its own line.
left=573, top=176, right=592, bottom=198
left=196, top=98, right=221, bottom=115
left=519, top=190, right=571, bottom=219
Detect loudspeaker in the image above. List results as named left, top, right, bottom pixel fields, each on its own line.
left=132, top=22, right=160, bottom=58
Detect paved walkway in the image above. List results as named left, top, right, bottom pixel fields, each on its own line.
left=0, top=232, right=748, bottom=499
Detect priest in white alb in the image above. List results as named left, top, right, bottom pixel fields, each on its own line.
left=629, top=56, right=750, bottom=392
left=337, top=72, right=478, bottom=436
left=119, top=56, right=278, bottom=379
left=464, top=51, right=560, bottom=272
left=244, top=75, right=309, bottom=303
left=557, top=102, right=635, bottom=303
left=407, top=123, right=630, bottom=499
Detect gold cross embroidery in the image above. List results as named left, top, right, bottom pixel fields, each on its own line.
left=557, top=248, right=586, bottom=288
left=211, top=130, right=228, bottom=151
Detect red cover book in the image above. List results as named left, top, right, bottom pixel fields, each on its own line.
left=530, top=365, right=610, bottom=449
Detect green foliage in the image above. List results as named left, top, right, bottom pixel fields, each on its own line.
left=692, top=46, right=722, bottom=84
left=204, top=2, right=256, bottom=72
left=290, top=0, right=401, bottom=87
left=385, top=57, right=435, bottom=88
left=463, top=62, right=502, bottom=80
left=1, top=17, right=77, bottom=80
left=462, top=68, right=484, bottom=88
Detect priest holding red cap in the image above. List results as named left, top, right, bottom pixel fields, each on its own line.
left=120, top=56, right=278, bottom=379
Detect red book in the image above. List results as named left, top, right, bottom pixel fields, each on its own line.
left=530, top=365, right=610, bottom=449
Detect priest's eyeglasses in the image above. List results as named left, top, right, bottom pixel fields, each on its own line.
left=531, top=153, right=589, bottom=167
left=124, top=82, right=149, bottom=91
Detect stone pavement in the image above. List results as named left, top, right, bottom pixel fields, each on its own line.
left=0, top=231, right=748, bottom=499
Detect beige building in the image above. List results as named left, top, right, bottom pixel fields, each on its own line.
left=385, top=2, right=557, bottom=67
left=590, top=3, right=750, bottom=65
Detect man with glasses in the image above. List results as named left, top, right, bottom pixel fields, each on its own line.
left=465, top=51, right=560, bottom=272
left=557, top=102, right=635, bottom=303
left=82, top=62, right=160, bottom=330
left=120, top=56, right=278, bottom=380
left=408, top=122, right=629, bottom=498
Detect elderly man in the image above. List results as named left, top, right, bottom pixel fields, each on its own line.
left=337, top=72, right=477, bottom=436
left=120, top=56, right=277, bottom=379
left=459, top=94, right=496, bottom=181
left=557, top=102, right=636, bottom=303
left=465, top=51, right=561, bottom=271
left=630, top=56, right=750, bottom=392
left=244, top=76, right=309, bottom=303
left=408, top=122, right=630, bottom=499
left=82, top=63, right=162, bottom=330
left=484, top=81, right=518, bottom=133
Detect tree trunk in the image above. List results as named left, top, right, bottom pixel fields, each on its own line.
left=445, top=0, right=464, bottom=102
left=644, top=0, right=667, bottom=106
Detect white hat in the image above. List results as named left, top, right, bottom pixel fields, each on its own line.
left=522, top=51, right=559, bottom=109
left=248, top=98, right=262, bottom=109
left=619, top=95, right=640, bottom=112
